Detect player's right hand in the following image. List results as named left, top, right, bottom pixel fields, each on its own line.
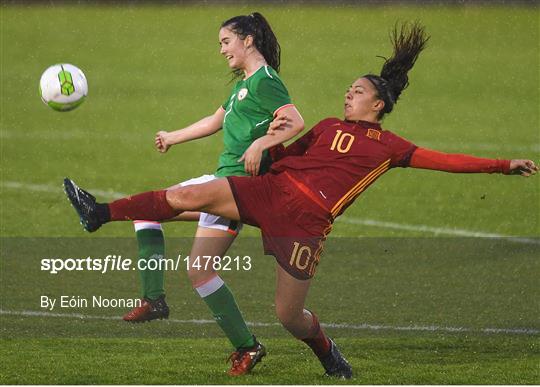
left=155, top=131, right=171, bottom=153
left=267, top=116, right=290, bottom=135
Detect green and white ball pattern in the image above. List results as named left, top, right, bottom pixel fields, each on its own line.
left=39, top=64, right=88, bottom=111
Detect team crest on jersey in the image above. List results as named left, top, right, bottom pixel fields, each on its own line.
left=238, top=88, right=248, bottom=101
left=366, top=128, right=381, bottom=141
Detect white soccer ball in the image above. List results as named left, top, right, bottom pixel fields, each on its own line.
left=39, top=64, right=88, bottom=111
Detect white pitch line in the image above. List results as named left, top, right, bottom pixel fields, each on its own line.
left=337, top=217, right=540, bottom=245
left=1, top=181, right=126, bottom=199
left=418, top=141, right=540, bottom=153
left=2, top=180, right=538, bottom=245
left=0, top=309, right=537, bottom=336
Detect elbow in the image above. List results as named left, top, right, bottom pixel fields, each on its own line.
left=293, top=118, right=305, bottom=135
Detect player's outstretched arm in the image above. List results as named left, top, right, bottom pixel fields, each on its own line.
left=155, top=107, right=225, bottom=153
left=409, top=147, right=538, bottom=177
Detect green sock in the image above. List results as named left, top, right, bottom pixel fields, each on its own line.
left=135, top=227, right=165, bottom=300
left=198, top=276, right=256, bottom=349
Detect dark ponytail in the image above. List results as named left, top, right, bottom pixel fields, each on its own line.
left=364, top=21, right=429, bottom=119
left=221, top=12, right=281, bottom=80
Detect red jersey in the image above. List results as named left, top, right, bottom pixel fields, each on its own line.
left=270, top=117, right=417, bottom=219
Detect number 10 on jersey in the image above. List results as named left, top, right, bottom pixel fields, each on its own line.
left=330, top=130, right=355, bottom=153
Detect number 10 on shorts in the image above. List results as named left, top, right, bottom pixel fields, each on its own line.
left=289, top=242, right=314, bottom=271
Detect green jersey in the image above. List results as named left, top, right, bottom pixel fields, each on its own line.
left=216, top=65, right=292, bottom=177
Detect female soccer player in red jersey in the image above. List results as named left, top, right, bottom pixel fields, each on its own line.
left=64, top=22, right=537, bottom=378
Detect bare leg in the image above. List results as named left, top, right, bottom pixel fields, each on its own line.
left=274, top=264, right=313, bottom=338
left=166, top=179, right=240, bottom=221
left=274, top=264, right=351, bottom=378
left=186, top=226, right=237, bottom=286
left=162, top=182, right=201, bottom=222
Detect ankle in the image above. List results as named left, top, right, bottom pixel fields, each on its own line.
left=95, top=203, right=110, bottom=223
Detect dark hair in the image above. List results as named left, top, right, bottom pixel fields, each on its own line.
left=364, top=21, right=429, bottom=119
left=221, top=12, right=281, bottom=80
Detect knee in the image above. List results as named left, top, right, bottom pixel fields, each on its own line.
left=167, top=185, right=203, bottom=211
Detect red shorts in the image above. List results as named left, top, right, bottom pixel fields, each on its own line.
left=227, top=172, right=333, bottom=280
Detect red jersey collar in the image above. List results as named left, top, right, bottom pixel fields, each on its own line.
left=344, top=119, right=382, bottom=130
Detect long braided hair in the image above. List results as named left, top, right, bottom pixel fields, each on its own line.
left=364, top=21, right=429, bottom=119
left=221, top=12, right=281, bottom=80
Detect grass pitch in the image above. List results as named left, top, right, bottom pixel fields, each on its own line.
left=1, top=3, right=539, bottom=384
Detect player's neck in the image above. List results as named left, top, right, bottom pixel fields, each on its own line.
left=347, top=113, right=379, bottom=124
left=345, top=119, right=382, bottom=129
left=243, top=56, right=268, bottom=79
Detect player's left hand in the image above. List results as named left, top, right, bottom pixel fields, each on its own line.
left=239, top=142, right=264, bottom=176
left=509, top=159, right=538, bottom=176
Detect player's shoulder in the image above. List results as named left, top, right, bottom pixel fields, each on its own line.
left=252, top=66, right=284, bottom=86
left=380, top=127, right=405, bottom=140
left=380, top=127, right=416, bottom=148
left=260, top=65, right=280, bottom=80
left=380, top=126, right=397, bottom=138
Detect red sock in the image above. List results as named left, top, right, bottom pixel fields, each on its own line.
left=108, top=190, right=178, bottom=221
left=301, top=311, right=331, bottom=359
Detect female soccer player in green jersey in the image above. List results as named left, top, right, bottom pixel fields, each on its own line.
left=124, top=12, right=304, bottom=375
